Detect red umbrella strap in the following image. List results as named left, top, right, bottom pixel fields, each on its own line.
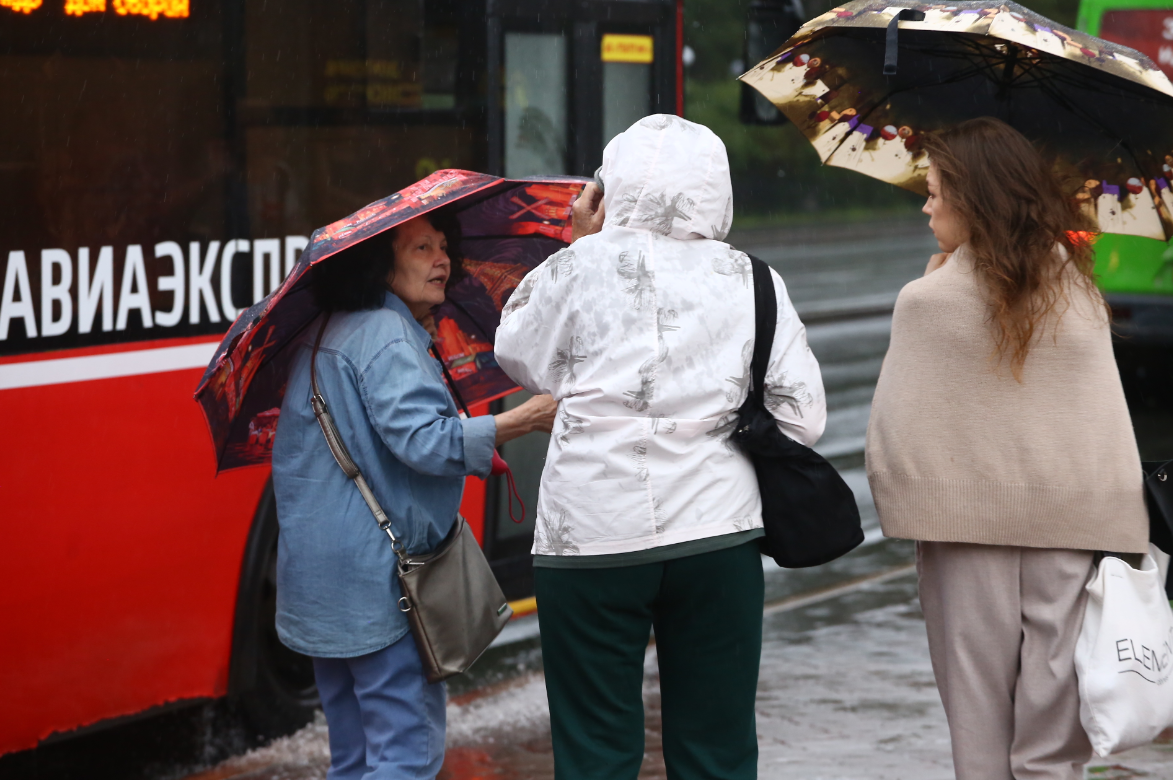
left=491, top=451, right=526, bottom=525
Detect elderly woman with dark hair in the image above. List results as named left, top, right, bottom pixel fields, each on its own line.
left=272, top=210, right=556, bottom=780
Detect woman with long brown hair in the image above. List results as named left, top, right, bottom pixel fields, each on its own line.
left=866, top=117, right=1149, bottom=779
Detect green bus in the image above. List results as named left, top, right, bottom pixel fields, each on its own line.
left=1077, top=0, right=1173, bottom=402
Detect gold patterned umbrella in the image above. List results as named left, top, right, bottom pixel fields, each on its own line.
left=740, top=0, right=1173, bottom=240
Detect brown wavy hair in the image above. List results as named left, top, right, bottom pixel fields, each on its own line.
left=921, top=117, right=1099, bottom=380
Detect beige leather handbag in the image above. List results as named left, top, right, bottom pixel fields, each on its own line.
left=309, top=315, right=512, bottom=683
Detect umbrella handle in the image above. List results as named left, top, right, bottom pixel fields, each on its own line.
left=884, top=9, right=925, bottom=76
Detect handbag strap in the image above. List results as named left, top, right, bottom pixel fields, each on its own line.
left=310, top=314, right=405, bottom=560
left=746, top=254, right=778, bottom=406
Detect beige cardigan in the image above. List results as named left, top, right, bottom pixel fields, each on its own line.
left=866, top=247, right=1149, bottom=553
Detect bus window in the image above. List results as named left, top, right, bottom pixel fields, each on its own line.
left=242, top=0, right=483, bottom=241
left=504, top=32, right=569, bottom=177
left=602, top=34, right=654, bottom=144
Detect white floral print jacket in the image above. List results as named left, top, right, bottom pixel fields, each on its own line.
left=495, top=115, right=826, bottom=558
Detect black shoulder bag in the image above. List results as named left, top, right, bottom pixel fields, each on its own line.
left=732, top=255, right=864, bottom=568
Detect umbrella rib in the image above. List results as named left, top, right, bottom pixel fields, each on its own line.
left=826, top=55, right=993, bottom=155
left=818, top=45, right=994, bottom=162
left=889, top=37, right=1027, bottom=87
left=1033, top=78, right=1151, bottom=174
left=1046, top=66, right=1172, bottom=104
left=904, top=36, right=1166, bottom=130
left=807, top=28, right=1169, bottom=187
left=962, top=36, right=1171, bottom=105
left=945, top=36, right=1080, bottom=92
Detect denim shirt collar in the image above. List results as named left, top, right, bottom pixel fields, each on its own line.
left=383, top=290, right=432, bottom=352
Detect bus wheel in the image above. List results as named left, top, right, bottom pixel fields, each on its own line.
left=230, top=481, right=318, bottom=741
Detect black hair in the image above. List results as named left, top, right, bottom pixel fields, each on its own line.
left=310, top=208, right=463, bottom=312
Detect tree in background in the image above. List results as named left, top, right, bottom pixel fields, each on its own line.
left=683, top=0, right=1079, bottom=225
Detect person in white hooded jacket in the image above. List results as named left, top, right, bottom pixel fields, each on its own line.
left=495, top=115, right=826, bottom=779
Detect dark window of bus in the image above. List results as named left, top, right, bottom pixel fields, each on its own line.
left=0, top=1, right=230, bottom=355
left=242, top=0, right=487, bottom=242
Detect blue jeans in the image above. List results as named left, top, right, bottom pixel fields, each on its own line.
left=312, top=633, right=447, bottom=780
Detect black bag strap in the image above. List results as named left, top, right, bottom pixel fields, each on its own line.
left=1143, top=460, right=1173, bottom=558
left=747, top=254, right=777, bottom=406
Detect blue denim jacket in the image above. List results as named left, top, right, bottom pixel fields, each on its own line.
left=272, top=292, right=497, bottom=658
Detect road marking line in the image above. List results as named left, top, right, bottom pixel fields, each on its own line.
left=762, top=563, right=916, bottom=617
left=492, top=562, right=917, bottom=651
left=0, top=342, right=219, bottom=390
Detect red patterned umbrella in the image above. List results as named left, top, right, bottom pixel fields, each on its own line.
left=194, top=170, right=586, bottom=472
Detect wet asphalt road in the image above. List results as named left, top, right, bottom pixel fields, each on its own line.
left=752, top=216, right=933, bottom=465
left=10, top=218, right=1172, bottom=779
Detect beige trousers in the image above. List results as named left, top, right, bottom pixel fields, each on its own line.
left=917, top=541, right=1095, bottom=780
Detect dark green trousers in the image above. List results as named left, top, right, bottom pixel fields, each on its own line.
left=535, top=541, right=764, bottom=780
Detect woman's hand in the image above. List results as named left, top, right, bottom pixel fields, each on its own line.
left=494, top=395, right=558, bottom=445
left=924, top=252, right=950, bottom=276
left=570, top=183, right=606, bottom=244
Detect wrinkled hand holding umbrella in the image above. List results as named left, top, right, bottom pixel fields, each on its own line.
left=740, top=0, right=1173, bottom=241
left=194, top=170, right=586, bottom=472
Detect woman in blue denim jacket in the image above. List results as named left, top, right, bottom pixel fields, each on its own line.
left=272, top=210, right=556, bottom=780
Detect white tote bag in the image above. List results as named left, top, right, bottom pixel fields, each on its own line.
left=1075, top=545, right=1173, bottom=757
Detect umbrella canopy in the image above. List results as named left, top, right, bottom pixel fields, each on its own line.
left=194, top=170, right=586, bottom=472
left=740, top=0, right=1173, bottom=241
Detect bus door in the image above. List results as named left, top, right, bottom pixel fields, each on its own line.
left=482, top=0, right=681, bottom=597
left=488, top=0, right=679, bottom=178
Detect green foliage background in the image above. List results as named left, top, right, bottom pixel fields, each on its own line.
left=682, top=0, right=1081, bottom=225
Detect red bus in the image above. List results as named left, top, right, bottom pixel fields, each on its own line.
left=0, top=0, right=684, bottom=757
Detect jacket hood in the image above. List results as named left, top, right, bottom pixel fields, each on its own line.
left=599, top=115, right=733, bottom=241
